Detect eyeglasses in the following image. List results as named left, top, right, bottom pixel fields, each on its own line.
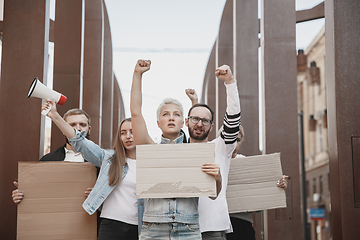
left=188, top=116, right=212, bottom=126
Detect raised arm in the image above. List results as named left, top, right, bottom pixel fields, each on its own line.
left=42, top=100, right=76, bottom=139
left=130, top=59, right=154, bottom=145
left=42, top=100, right=105, bottom=167
left=185, top=88, right=199, bottom=106
left=216, top=65, right=241, bottom=144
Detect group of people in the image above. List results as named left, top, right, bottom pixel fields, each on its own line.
left=12, top=60, right=288, bottom=240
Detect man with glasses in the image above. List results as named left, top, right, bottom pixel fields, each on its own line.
left=185, top=65, right=241, bottom=240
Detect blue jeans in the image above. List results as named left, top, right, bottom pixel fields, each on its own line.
left=139, top=222, right=201, bottom=240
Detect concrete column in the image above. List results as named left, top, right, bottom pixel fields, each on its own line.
left=216, top=0, right=233, bottom=135
left=101, top=0, right=113, bottom=149
left=325, top=0, right=360, bottom=239
left=51, top=0, right=84, bottom=149
left=260, top=0, right=302, bottom=239
left=234, top=0, right=261, bottom=237
left=0, top=1, right=50, bottom=238
left=234, top=0, right=260, bottom=156
left=82, top=0, right=104, bottom=145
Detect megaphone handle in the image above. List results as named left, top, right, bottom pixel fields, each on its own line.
left=41, top=103, right=52, bottom=116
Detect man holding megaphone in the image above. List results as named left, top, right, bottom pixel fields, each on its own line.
left=12, top=78, right=102, bottom=234
left=12, top=107, right=93, bottom=204
left=14, top=77, right=94, bottom=216
left=11, top=104, right=105, bottom=234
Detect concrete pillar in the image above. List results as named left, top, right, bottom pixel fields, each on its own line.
left=234, top=0, right=260, bottom=156
left=216, top=0, right=233, bottom=135
left=101, top=0, right=113, bottom=149
left=260, top=0, right=302, bottom=239
left=83, top=0, right=104, bottom=145
left=0, top=1, right=50, bottom=238
left=325, top=0, right=360, bottom=239
left=234, top=0, right=261, bottom=237
left=51, top=0, right=84, bottom=149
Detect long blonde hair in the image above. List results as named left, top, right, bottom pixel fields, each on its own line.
left=108, top=118, right=131, bottom=186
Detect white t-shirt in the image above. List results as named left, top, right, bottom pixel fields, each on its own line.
left=100, top=158, right=138, bottom=225
left=198, top=137, right=235, bottom=233
left=64, top=147, right=85, bottom=162
left=198, top=80, right=241, bottom=233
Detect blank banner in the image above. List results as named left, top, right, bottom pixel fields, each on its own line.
left=227, top=153, right=286, bottom=213
left=17, top=162, right=97, bottom=240
left=136, top=143, right=216, bottom=199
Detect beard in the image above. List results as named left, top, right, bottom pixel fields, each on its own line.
left=188, top=125, right=211, bottom=141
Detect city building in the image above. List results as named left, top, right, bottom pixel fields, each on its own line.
left=297, top=26, right=332, bottom=240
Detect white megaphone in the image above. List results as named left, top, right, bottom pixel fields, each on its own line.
left=27, top=77, right=67, bottom=116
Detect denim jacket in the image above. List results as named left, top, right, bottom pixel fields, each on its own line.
left=139, top=134, right=199, bottom=226
left=68, top=130, right=144, bottom=227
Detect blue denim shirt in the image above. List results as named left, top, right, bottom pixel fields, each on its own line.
left=68, top=130, right=144, bottom=226
left=139, top=134, right=199, bottom=226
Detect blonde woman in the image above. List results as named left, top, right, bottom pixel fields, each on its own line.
left=42, top=100, right=139, bottom=240
left=130, top=59, right=222, bottom=240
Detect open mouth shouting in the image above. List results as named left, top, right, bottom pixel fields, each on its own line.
left=193, top=126, right=204, bottom=135
left=167, top=123, right=176, bottom=128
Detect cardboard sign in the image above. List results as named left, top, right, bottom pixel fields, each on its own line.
left=227, top=153, right=286, bottom=213
left=136, top=143, right=216, bottom=198
left=17, top=162, right=97, bottom=240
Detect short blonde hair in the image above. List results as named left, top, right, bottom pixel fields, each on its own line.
left=156, top=98, right=184, bottom=120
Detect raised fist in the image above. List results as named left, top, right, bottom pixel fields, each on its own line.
left=215, top=65, right=235, bottom=84
left=134, top=59, right=151, bottom=74
left=185, top=88, right=198, bottom=105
